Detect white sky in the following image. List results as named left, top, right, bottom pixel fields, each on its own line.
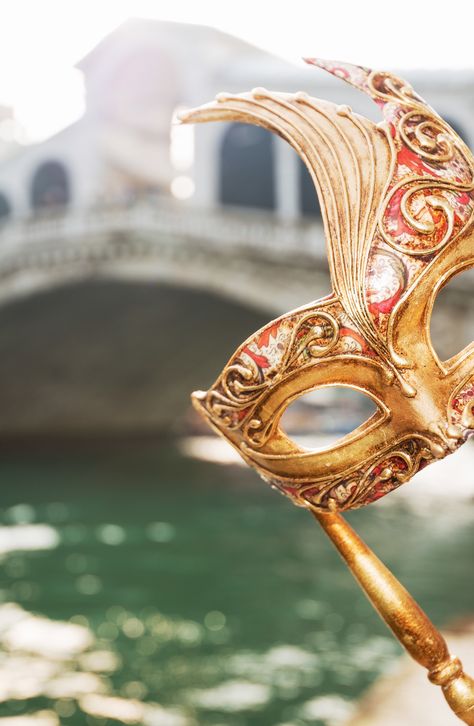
left=1, top=0, right=474, bottom=141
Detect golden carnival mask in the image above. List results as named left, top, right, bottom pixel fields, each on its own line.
left=179, top=59, right=474, bottom=513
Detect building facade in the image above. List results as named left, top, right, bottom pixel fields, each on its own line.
left=0, top=18, right=471, bottom=229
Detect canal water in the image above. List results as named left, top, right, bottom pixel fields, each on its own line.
left=0, top=439, right=473, bottom=726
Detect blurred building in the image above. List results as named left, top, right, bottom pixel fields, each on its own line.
left=0, top=18, right=472, bottom=436
left=0, top=19, right=472, bottom=222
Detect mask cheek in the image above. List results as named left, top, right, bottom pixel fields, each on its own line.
left=249, top=432, right=430, bottom=512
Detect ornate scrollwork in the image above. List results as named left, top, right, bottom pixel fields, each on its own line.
left=377, top=176, right=474, bottom=257
left=399, top=111, right=455, bottom=163
left=367, top=70, right=424, bottom=107
left=286, top=311, right=339, bottom=366
left=294, top=438, right=433, bottom=511
left=378, top=178, right=462, bottom=256
left=375, top=87, right=474, bottom=260
left=201, top=310, right=341, bottom=440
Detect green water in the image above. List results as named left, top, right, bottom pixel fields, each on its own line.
left=0, top=441, right=472, bottom=726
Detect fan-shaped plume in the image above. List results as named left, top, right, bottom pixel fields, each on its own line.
left=179, top=84, right=393, bottom=359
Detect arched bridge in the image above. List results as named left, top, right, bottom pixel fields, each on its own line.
left=0, top=200, right=330, bottom=316
left=0, top=200, right=471, bottom=438
left=0, top=200, right=333, bottom=437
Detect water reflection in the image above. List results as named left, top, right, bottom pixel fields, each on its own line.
left=0, top=525, right=59, bottom=555
left=0, top=439, right=472, bottom=725
left=0, top=602, right=192, bottom=724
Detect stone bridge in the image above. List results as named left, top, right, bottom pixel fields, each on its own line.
left=0, top=200, right=471, bottom=438
left=0, top=200, right=330, bottom=315
left=0, top=200, right=331, bottom=437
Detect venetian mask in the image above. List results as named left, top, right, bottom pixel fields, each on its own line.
left=179, top=59, right=474, bottom=512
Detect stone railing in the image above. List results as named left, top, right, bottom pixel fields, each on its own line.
left=0, top=199, right=326, bottom=265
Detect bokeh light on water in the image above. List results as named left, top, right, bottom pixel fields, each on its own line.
left=0, top=440, right=472, bottom=725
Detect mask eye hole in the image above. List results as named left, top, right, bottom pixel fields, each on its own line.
left=430, top=268, right=474, bottom=363
left=280, top=386, right=379, bottom=450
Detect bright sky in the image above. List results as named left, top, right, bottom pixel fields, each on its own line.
left=1, top=0, right=474, bottom=142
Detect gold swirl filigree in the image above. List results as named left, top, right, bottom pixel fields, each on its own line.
left=367, top=70, right=424, bottom=108
left=286, top=311, right=339, bottom=365
left=399, top=111, right=455, bottom=163
left=378, top=177, right=473, bottom=257
left=298, top=438, right=432, bottom=511
left=203, top=311, right=341, bottom=438
left=242, top=312, right=340, bottom=447
left=243, top=414, right=276, bottom=447
left=205, top=389, right=251, bottom=429
left=221, top=359, right=266, bottom=403
left=398, top=186, right=454, bottom=255
left=204, top=356, right=266, bottom=430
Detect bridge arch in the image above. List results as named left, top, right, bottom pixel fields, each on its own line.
left=0, top=279, right=270, bottom=435
left=30, top=160, right=71, bottom=211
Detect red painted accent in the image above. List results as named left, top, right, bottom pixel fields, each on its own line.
left=368, top=284, right=403, bottom=317
left=339, top=326, right=371, bottom=354
left=397, top=146, right=443, bottom=177
left=242, top=346, right=270, bottom=369
left=256, top=321, right=281, bottom=349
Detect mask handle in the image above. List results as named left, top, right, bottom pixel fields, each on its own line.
left=313, top=509, right=474, bottom=724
